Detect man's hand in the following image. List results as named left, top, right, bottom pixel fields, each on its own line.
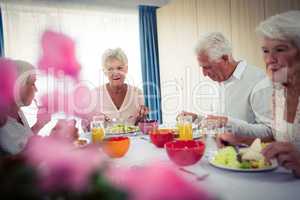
left=202, top=115, right=228, bottom=128
left=216, top=132, right=239, bottom=148
left=216, top=132, right=257, bottom=148
left=177, top=111, right=198, bottom=122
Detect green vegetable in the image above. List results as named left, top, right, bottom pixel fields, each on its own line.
left=108, top=124, right=138, bottom=133
left=212, top=147, right=241, bottom=168
left=240, top=161, right=251, bottom=169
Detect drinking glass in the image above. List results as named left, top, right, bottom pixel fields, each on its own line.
left=177, top=115, right=193, bottom=140
left=201, top=118, right=218, bottom=160
left=90, top=116, right=105, bottom=143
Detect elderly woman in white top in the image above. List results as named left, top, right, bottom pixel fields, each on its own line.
left=257, top=11, right=300, bottom=176
left=0, top=60, right=51, bottom=155
left=219, top=11, right=300, bottom=176
left=92, top=48, right=148, bottom=125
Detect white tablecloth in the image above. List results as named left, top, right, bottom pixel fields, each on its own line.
left=109, top=136, right=300, bottom=200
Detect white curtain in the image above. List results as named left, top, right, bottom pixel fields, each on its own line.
left=1, top=1, right=142, bottom=133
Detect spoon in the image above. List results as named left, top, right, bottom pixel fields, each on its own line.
left=179, top=167, right=209, bottom=181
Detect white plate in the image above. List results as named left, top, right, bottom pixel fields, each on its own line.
left=105, top=125, right=139, bottom=135
left=105, top=131, right=139, bottom=137
left=209, top=159, right=278, bottom=172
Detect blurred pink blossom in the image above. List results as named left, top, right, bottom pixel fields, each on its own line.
left=40, top=84, right=94, bottom=117
left=38, top=30, right=81, bottom=81
left=107, top=163, right=211, bottom=200
left=0, top=58, right=17, bottom=112
left=50, top=119, right=79, bottom=142
left=24, top=136, right=104, bottom=192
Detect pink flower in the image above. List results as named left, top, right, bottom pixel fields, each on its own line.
left=50, top=119, right=79, bottom=142
left=40, top=84, right=93, bottom=117
left=107, top=163, right=211, bottom=200
left=38, top=30, right=81, bottom=81
left=24, top=136, right=104, bottom=192
left=0, top=58, right=17, bottom=113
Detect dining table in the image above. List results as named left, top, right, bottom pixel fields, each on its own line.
left=100, top=133, right=300, bottom=200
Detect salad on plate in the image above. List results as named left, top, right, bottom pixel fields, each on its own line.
left=106, top=124, right=139, bottom=135
left=210, top=138, right=278, bottom=171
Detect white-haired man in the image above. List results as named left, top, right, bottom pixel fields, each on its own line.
left=180, top=32, right=273, bottom=141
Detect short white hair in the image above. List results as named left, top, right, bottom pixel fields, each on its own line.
left=195, top=32, right=232, bottom=61
left=102, top=48, right=128, bottom=69
left=256, top=10, right=300, bottom=49
left=14, top=60, right=35, bottom=87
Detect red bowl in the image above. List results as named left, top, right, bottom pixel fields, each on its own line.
left=138, top=119, right=158, bottom=134
left=165, top=140, right=205, bottom=166
left=149, top=130, right=175, bottom=148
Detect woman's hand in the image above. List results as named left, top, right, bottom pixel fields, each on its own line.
left=262, top=142, right=300, bottom=177
left=137, top=105, right=149, bottom=119
left=31, top=106, right=51, bottom=134
left=134, top=105, right=149, bottom=124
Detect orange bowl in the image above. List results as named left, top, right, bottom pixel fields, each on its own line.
left=103, top=136, right=130, bottom=158
left=165, top=140, right=205, bottom=166
left=149, top=129, right=175, bottom=148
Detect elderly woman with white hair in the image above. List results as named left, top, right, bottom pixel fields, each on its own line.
left=256, top=11, right=300, bottom=176
left=91, top=48, right=149, bottom=125
left=0, top=59, right=51, bottom=155
left=218, top=11, right=300, bottom=176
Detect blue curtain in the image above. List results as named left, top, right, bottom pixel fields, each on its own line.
left=0, top=8, right=4, bottom=56
left=139, top=5, right=162, bottom=123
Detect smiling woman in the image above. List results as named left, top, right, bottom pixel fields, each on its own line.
left=89, top=48, right=149, bottom=125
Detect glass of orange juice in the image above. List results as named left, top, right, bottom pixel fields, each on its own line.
left=177, top=115, right=193, bottom=140
left=91, top=116, right=105, bottom=144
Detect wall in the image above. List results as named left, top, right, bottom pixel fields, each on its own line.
left=157, top=0, right=300, bottom=123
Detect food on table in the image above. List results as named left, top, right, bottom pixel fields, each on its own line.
left=74, top=138, right=88, bottom=147
left=212, top=146, right=241, bottom=168
left=106, top=124, right=139, bottom=134
left=212, top=138, right=271, bottom=169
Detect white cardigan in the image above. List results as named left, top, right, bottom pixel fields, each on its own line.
left=92, top=84, right=145, bottom=125
left=272, top=86, right=300, bottom=150
left=0, top=109, right=33, bottom=155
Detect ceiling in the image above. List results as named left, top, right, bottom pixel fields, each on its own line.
left=0, top=0, right=172, bottom=9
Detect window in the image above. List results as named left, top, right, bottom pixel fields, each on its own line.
left=1, top=2, right=142, bottom=133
